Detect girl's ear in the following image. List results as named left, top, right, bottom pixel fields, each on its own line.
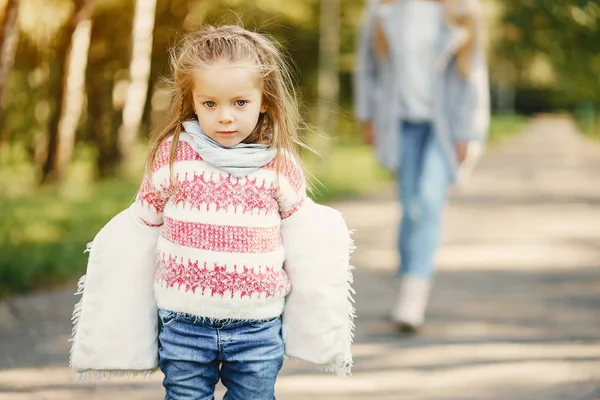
left=260, top=103, right=268, bottom=113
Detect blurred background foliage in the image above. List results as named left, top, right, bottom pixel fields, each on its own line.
left=0, top=0, right=596, bottom=296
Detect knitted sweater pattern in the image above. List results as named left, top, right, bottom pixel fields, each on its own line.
left=132, top=134, right=306, bottom=321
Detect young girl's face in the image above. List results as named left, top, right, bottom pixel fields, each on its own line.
left=192, top=60, right=268, bottom=147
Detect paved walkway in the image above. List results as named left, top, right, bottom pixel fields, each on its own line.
left=1, top=115, right=600, bottom=399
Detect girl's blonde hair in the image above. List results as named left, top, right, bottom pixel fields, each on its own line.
left=372, top=0, right=480, bottom=79
left=145, top=25, right=304, bottom=178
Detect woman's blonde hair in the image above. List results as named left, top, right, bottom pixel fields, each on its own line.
left=372, top=0, right=479, bottom=79
left=145, top=25, right=304, bottom=178
left=444, top=0, right=479, bottom=79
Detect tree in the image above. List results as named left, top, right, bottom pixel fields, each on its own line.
left=41, top=0, right=93, bottom=183
left=117, top=0, right=157, bottom=160
left=0, top=0, right=20, bottom=142
left=317, top=0, right=340, bottom=154
left=86, top=1, right=135, bottom=178
left=497, top=0, right=600, bottom=104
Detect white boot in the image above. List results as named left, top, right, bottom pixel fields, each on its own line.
left=391, top=276, right=431, bottom=330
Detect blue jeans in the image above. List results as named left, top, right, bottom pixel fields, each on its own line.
left=158, top=309, right=285, bottom=400
left=397, top=121, right=452, bottom=279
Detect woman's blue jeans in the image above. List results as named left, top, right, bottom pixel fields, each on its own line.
left=397, top=120, right=452, bottom=280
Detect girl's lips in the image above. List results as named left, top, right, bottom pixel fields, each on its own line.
left=217, top=131, right=237, bottom=135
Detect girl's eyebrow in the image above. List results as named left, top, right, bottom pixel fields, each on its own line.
left=195, top=93, right=256, bottom=99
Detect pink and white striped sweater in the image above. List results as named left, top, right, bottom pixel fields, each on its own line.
left=132, top=134, right=306, bottom=321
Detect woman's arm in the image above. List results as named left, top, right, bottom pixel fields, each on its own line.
left=354, top=1, right=379, bottom=124
left=452, top=47, right=490, bottom=144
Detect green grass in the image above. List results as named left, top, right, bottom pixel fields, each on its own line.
left=487, top=114, right=529, bottom=144
left=0, top=115, right=527, bottom=297
left=306, top=141, right=394, bottom=202
left=0, top=179, right=139, bottom=295
left=577, top=114, right=600, bottom=141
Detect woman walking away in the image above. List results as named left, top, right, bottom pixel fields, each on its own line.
left=354, top=0, right=490, bottom=333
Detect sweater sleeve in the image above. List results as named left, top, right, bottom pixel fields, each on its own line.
left=132, top=141, right=174, bottom=227
left=276, top=153, right=308, bottom=220
left=132, top=137, right=200, bottom=226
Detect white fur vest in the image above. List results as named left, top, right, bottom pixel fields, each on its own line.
left=69, top=198, right=355, bottom=380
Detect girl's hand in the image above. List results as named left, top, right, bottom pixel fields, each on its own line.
left=455, top=142, right=468, bottom=165
left=362, top=122, right=374, bottom=145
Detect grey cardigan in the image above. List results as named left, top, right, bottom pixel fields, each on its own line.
left=353, top=0, right=490, bottom=178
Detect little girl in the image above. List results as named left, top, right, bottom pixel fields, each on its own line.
left=133, top=25, right=310, bottom=399
left=70, top=24, right=354, bottom=397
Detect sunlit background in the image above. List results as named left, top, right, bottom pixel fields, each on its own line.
left=0, top=1, right=599, bottom=398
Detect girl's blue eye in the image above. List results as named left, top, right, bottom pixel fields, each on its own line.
left=235, top=100, right=248, bottom=107
left=204, top=101, right=216, bottom=108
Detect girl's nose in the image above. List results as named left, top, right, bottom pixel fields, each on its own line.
left=219, top=108, right=233, bottom=124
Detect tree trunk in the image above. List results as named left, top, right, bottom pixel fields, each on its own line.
left=0, top=0, right=20, bottom=145
left=316, top=0, right=340, bottom=156
left=87, top=11, right=120, bottom=179
left=117, top=0, right=157, bottom=158
left=41, top=0, right=93, bottom=183
left=88, top=78, right=119, bottom=178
